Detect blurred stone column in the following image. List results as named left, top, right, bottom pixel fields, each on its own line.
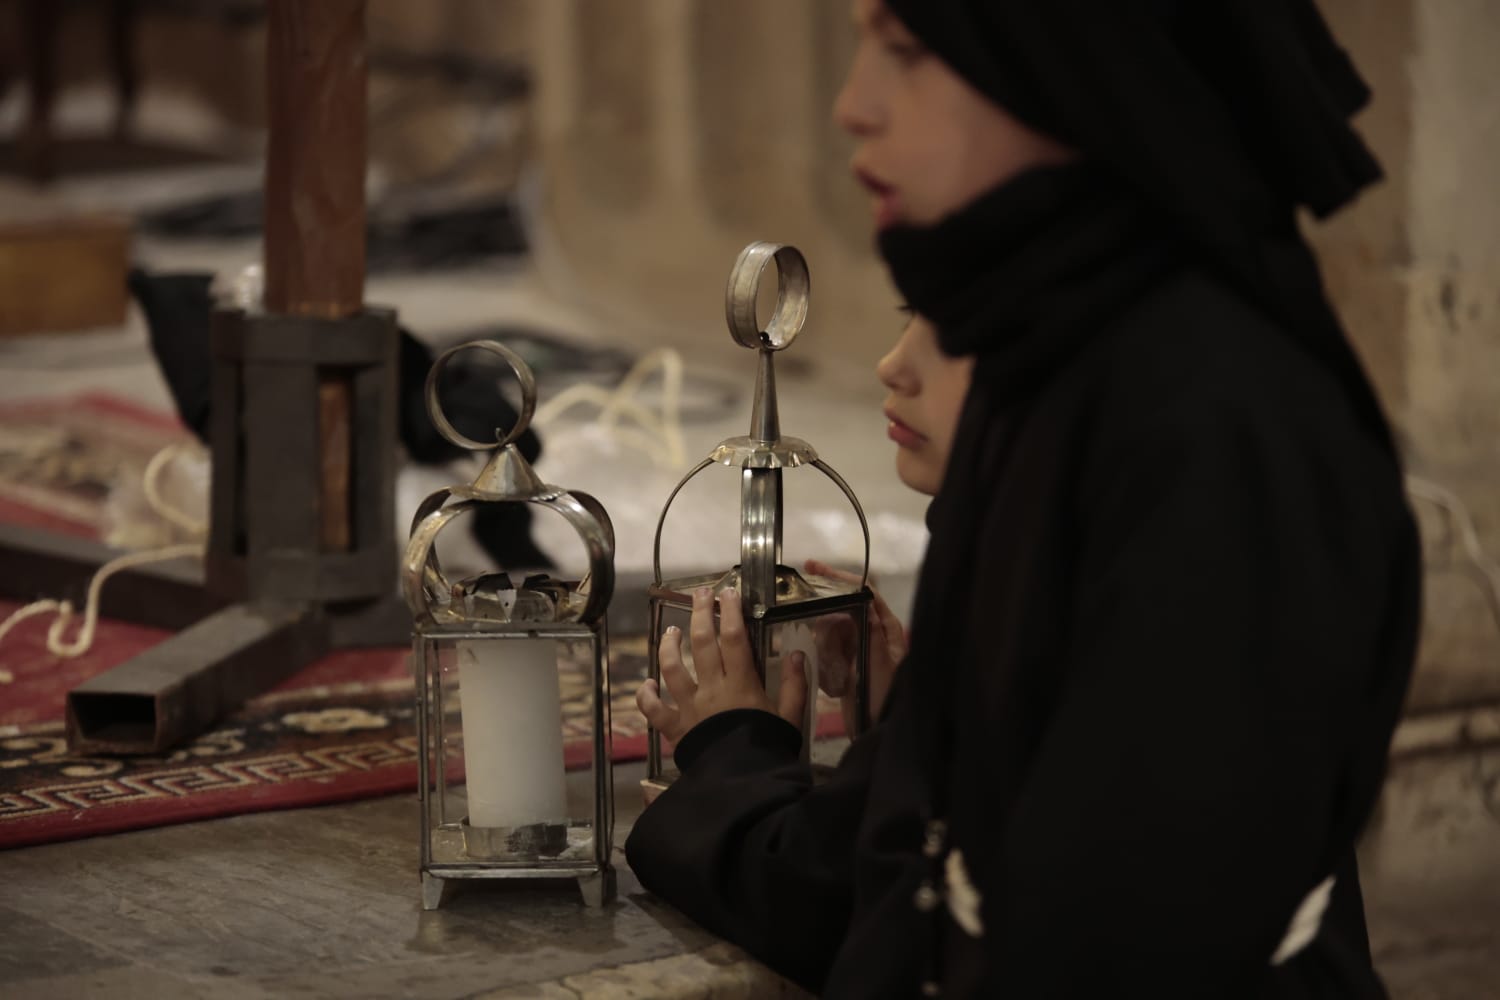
left=1312, top=0, right=1500, bottom=713
left=1316, top=4, right=1500, bottom=963
left=529, top=0, right=897, bottom=382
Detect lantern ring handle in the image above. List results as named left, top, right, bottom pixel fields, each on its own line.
left=652, top=456, right=716, bottom=584
left=425, top=339, right=537, bottom=452
left=811, top=458, right=871, bottom=591
left=725, top=242, right=809, bottom=352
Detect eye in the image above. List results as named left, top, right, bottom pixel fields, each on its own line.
left=882, top=39, right=928, bottom=66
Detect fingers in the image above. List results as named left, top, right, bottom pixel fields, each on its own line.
left=777, top=651, right=809, bottom=731
left=658, top=625, right=698, bottom=707
left=688, top=586, right=724, bottom=687
left=804, top=558, right=864, bottom=588
left=636, top=678, right=682, bottom=740
left=870, top=590, right=907, bottom=655
left=814, top=613, right=856, bottom=697
left=715, top=587, right=759, bottom=685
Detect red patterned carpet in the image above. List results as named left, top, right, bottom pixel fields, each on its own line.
left=0, top=393, right=845, bottom=849
left=0, top=606, right=664, bottom=850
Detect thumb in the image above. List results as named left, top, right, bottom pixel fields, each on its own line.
left=778, top=651, right=809, bottom=731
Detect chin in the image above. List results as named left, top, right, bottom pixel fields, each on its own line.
left=895, top=454, right=940, bottom=497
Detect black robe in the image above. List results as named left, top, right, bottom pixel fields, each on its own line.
left=625, top=263, right=1420, bottom=997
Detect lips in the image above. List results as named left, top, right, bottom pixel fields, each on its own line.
left=884, top=408, right=925, bottom=449
left=854, top=166, right=901, bottom=229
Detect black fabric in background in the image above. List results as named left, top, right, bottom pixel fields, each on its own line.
left=128, top=268, right=551, bottom=571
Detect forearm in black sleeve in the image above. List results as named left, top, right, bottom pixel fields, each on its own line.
left=625, top=708, right=878, bottom=991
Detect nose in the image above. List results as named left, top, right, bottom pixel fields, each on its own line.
left=876, top=331, right=915, bottom=393
left=833, top=46, right=880, bottom=137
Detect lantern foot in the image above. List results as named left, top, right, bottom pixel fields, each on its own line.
left=420, top=872, right=449, bottom=911
left=576, top=868, right=616, bottom=909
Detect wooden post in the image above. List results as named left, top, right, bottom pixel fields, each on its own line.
left=263, top=0, right=368, bottom=550
left=49, top=0, right=406, bottom=755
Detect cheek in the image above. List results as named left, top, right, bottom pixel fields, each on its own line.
left=894, top=442, right=941, bottom=495
left=886, top=105, right=978, bottom=220
left=929, top=372, right=972, bottom=459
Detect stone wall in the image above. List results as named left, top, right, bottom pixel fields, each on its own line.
left=528, top=0, right=897, bottom=384
left=1312, top=0, right=1500, bottom=713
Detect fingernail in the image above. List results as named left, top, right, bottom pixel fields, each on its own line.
left=695, top=586, right=712, bottom=600
left=664, top=625, right=680, bottom=636
left=720, top=587, right=738, bottom=601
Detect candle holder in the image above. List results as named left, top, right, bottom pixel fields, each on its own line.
left=644, top=242, right=874, bottom=797
left=404, top=340, right=616, bottom=910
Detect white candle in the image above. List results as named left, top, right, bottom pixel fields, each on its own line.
left=457, top=639, right=569, bottom=829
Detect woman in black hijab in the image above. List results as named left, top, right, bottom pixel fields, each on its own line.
left=625, top=1, right=1421, bottom=996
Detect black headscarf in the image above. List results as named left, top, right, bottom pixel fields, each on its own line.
left=879, top=0, right=1388, bottom=440
left=874, top=0, right=1405, bottom=860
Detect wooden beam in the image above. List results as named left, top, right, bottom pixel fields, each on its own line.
left=263, top=0, right=369, bottom=551
left=66, top=603, right=327, bottom=755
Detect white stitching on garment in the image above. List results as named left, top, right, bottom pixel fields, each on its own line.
left=1271, top=876, right=1336, bottom=966
left=943, top=849, right=985, bottom=938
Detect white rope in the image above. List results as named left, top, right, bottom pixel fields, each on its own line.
left=142, top=441, right=210, bottom=536
left=0, top=441, right=207, bottom=671
left=533, top=347, right=688, bottom=468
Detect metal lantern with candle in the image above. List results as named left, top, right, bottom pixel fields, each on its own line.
left=404, top=341, right=616, bottom=910
left=645, top=242, right=875, bottom=796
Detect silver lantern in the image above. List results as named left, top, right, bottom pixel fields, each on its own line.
left=404, top=341, right=616, bottom=910
left=644, top=242, right=874, bottom=796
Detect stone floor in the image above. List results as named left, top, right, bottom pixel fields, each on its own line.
left=2, top=742, right=1498, bottom=998
left=0, top=759, right=804, bottom=999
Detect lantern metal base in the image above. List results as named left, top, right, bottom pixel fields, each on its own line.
left=460, top=818, right=571, bottom=859
left=419, top=867, right=617, bottom=911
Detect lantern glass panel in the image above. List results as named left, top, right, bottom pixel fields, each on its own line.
left=766, top=618, right=823, bottom=737
left=422, top=632, right=604, bottom=869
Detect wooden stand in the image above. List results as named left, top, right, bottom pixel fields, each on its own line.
left=0, top=1, right=409, bottom=755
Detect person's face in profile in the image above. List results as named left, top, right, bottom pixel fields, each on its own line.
left=834, top=0, right=1073, bottom=231
left=877, top=313, right=974, bottom=496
